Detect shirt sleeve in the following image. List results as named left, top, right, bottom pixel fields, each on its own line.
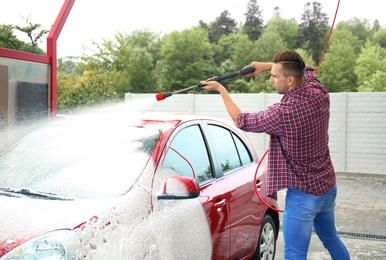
left=237, top=103, right=283, bottom=135
left=304, top=65, right=319, bottom=84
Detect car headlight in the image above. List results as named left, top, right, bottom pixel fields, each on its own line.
left=2, top=229, right=80, bottom=260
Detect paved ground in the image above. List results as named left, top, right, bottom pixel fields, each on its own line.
left=274, top=172, right=386, bottom=259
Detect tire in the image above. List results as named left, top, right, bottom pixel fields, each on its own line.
left=252, top=214, right=277, bottom=260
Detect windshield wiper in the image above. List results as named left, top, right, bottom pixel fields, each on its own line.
left=0, top=187, right=72, bottom=201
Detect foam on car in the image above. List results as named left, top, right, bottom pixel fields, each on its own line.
left=76, top=166, right=212, bottom=259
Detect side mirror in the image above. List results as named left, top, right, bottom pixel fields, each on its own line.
left=157, top=176, right=200, bottom=200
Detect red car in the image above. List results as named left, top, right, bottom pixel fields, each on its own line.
left=0, top=108, right=279, bottom=259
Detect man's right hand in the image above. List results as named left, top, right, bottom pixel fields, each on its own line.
left=244, top=62, right=273, bottom=76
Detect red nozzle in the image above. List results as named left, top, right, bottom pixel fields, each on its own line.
left=156, top=92, right=172, bottom=101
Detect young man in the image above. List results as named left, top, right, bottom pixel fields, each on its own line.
left=201, top=50, right=350, bottom=259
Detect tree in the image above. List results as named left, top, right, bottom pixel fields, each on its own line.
left=372, top=19, right=381, bottom=32
left=265, top=16, right=300, bottom=50
left=336, top=18, right=373, bottom=45
left=14, top=16, right=49, bottom=49
left=248, top=74, right=274, bottom=93
left=242, top=0, right=264, bottom=41
left=299, top=1, right=330, bottom=65
left=355, top=40, right=385, bottom=86
left=358, top=71, right=386, bottom=92
left=318, top=29, right=359, bottom=92
left=81, top=30, right=160, bottom=95
left=0, top=23, right=45, bottom=54
left=57, top=57, right=83, bottom=99
left=57, top=69, right=119, bottom=113
left=208, top=10, right=238, bottom=43
left=155, top=28, right=214, bottom=92
left=215, top=32, right=255, bottom=71
left=0, top=24, right=19, bottom=49
left=211, top=32, right=256, bottom=93
left=213, top=33, right=240, bottom=66
left=254, top=31, right=288, bottom=62
left=57, top=30, right=162, bottom=112
left=273, top=7, right=281, bottom=17
left=372, top=28, right=386, bottom=49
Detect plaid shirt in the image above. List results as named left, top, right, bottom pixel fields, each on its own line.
left=237, top=66, right=336, bottom=199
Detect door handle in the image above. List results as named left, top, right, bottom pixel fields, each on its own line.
left=213, top=199, right=227, bottom=211
left=256, top=179, right=263, bottom=191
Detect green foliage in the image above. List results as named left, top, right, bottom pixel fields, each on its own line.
left=0, top=23, right=45, bottom=54
left=0, top=24, right=20, bottom=49
left=318, top=37, right=358, bottom=92
left=243, top=0, right=264, bottom=41
left=300, top=1, right=330, bottom=64
left=337, top=17, right=373, bottom=45
left=254, top=31, right=287, bottom=62
left=81, top=30, right=160, bottom=95
left=225, top=32, right=256, bottom=70
left=372, top=28, right=386, bottom=48
left=355, top=40, right=384, bottom=85
left=207, top=10, right=238, bottom=43
left=265, top=16, right=300, bottom=50
left=155, top=27, right=214, bottom=92
left=358, top=71, right=386, bottom=92
left=14, top=16, right=49, bottom=48
left=247, top=74, right=274, bottom=93
left=57, top=70, right=120, bottom=113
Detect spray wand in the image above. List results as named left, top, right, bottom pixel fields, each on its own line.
left=155, top=66, right=255, bottom=101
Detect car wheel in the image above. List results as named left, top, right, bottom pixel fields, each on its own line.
left=252, top=214, right=276, bottom=260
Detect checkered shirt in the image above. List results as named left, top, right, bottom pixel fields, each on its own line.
left=237, top=66, right=336, bottom=199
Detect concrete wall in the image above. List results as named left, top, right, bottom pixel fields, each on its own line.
left=126, top=92, right=386, bottom=175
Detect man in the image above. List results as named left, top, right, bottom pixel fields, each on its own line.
left=201, top=50, right=350, bottom=260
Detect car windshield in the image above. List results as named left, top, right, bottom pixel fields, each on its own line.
left=0, top=120, right=160, bottom=200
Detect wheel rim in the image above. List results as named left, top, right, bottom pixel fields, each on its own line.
left=259, top=222, right=275, bottom=260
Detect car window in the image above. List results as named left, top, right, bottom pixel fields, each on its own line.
left=208, top=124, right=252, bottom=174
left=162, top=125, right=213, bottom=184
left=232, top=132, right=253, bottom=166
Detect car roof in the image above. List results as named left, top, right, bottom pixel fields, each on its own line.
left=138, top=112, right=234, bottom=128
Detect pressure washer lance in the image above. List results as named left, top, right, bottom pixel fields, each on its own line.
left=155, top=66, right=256, bottom=101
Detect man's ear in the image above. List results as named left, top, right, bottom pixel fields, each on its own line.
left=287, top=75, right=294, bottom=85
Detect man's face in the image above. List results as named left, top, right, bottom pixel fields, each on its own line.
left=269, top=63, right=290, bottom=94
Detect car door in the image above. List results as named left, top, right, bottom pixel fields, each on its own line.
left=161, top=122, right=231, bottom=259
left=206, top=123, right=266, bottom=258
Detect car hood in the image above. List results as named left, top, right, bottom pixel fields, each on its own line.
left=0, top=195, right=118, bottom=255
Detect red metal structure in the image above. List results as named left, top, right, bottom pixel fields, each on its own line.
left=0, top=0, right=75, bottom=118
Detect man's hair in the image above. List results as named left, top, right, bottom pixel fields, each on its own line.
left=272, top=50, right=306, bottom=84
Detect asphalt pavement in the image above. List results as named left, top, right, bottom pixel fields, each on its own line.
left=274, top=172, right=386, bottom=259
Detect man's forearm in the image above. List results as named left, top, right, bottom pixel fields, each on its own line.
left=218, top=86, right=241, bottom=126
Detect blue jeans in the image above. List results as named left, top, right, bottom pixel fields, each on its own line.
left=283, top=185, right=350, bottom=260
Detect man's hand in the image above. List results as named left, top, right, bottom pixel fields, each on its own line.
left=243, top=62, right=273, bottom=76
left=201, top=79, right=224, bottom=93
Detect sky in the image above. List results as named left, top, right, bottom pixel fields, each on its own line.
left=1, top=0, right=385, bottom=58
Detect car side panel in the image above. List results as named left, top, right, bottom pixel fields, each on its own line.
left=197, top=179, right=231, bottom=259
left=221, top=163, right=266, bottom=258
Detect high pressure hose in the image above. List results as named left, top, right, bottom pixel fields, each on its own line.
left=254, top=0, right=341, bottom=213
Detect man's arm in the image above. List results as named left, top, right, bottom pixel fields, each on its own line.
left=202, top=83, right=241, bottom=126
left=245, top=62, right=273, bottom=76
left=202, top=62, right=273, bottom=126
